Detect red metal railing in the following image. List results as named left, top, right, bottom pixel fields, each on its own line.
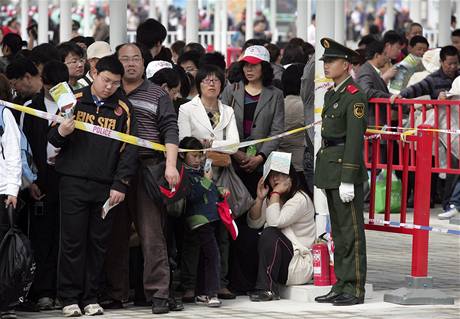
left=365, top=98, right=460, bottom=277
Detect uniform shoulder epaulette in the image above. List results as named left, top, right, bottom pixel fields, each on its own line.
left=74, top=92, right=83, bottom=99
left=346, top=84, right=359, bottom=94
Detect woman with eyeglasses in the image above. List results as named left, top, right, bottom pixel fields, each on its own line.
left=178, top=64, right=240, bottom=303
left=57, top=41, right=86, bottom=90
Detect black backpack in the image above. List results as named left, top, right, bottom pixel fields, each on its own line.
left=0, top=205, right=36, bottom=308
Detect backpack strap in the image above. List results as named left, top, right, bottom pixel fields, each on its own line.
left=0, top=105, right=4, bottom=136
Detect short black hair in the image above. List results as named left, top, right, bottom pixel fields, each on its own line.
left=171, top=40, right=185, bottom=55
left=153, top=46, right=173, bottom=63
left=383, top=30, right=404, bottom=45
left=409, top=35, right=429, bottom=48
left=177, top=50, right=201, bottom=70
left=358, top=35, right=378, bottom=48
left=179, top=136, right=203, bottom=151
left=440, top=45, right=459, bottom=61
left=150, top=68, right=180, bottom=90
left=365, top=40, right=385, bottom=60
left=136, top=18, right=167, bottom=49
left=227, top=61, right=243, bottom=84
left=95, top=55, right=125, bottom=77
left=452, top=29, right=460, bottom=37
left=281, top=44, right=307, bottom=65
left=281, top=63, right=305, bottom=96
left=183, top=42, right=206, bottom=57
left=240, top=61, right=274, bottom=87
left=174, top=64, right=192, bottom=99
left=30, top=43, right=60, bottom=66
left=195, top=64, right=225, bottom=96
left=6, top=57, right=39, bottom=80
left=70, top=35, right=95, bottom=48
left=41, top=60, right=69, bottom=86
left=199, top=52, right=226, bottom=72
left=265, top=43, right=281, bottom=63
left=287, top=37, right=315, bottom=58
left=57, top=41, right=84, bottom=62
left=1, top=33, right=23, bottom=56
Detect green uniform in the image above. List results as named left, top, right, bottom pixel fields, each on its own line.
left=314, top=75, right=368, bottom=299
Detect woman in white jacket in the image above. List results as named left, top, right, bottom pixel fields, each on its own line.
left=178, top=65, right=240, bottom=156
left=247, top=160, right=315, bottom=302
left=178, top=64, right=240, bottom=301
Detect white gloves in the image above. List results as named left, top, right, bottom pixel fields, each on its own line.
left=339, top=182, right=355, bottom=203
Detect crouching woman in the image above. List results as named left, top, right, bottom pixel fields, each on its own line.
left=247, top=162, right=316, bottom=301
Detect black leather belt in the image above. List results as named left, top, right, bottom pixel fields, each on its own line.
left=322, top=138, right=345, bottom=147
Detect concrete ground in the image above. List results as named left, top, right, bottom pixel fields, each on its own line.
left=17, top=208, right=460, bottom=319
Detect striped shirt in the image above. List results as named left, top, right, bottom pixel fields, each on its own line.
left=126, top=80, right=179, bottom=158
left=400, top=69, right=460, bottom=100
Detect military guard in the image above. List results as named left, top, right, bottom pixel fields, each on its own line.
left=314, top=38, right=368, bottom=306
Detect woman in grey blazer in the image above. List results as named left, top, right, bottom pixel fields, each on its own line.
left=220, top=45, right=285, bottom=293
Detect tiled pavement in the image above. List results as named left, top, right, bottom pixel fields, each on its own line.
left=17, top=208, right=460, bottom=319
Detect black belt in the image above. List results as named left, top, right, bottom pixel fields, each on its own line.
left=322, top=138, right=345, bottom=147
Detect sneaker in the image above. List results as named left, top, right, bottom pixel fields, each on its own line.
left=83, top=304, right=103, bottom=316
left=37, top=297, right=54, bottom=311
left=207, top=296, right=222, bottom=308
left=195, top=295, right=222, bottom=307
left=62, top=304, right=82, bottom=317
left=438, top=206, right=459, bottom=220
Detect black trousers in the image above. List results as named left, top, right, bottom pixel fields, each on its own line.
left=57, top=176, right=114, bottom=307
left=180, top=222, right=229, bottom=291
left=29, top=199, right=60, bottom=300
left=255, top=227, right=293, bottom=295
left=194, top=222, right=220, bottom=296
left=228, top=169, right=261, bottom=293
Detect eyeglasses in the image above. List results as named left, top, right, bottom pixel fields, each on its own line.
left=119, top=56, right=143, bottom=64
left=202, top=77, right=220, bottom=85
left=65, top=58, right=85, bottom=66
left=184, top=67, right=197, bottom=73
left=100, top=75, right=121, bottom=88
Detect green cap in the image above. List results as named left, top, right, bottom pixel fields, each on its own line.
left=319, top=38, right=360, bottom=62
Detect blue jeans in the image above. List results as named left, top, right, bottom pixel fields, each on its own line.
left=448, top=180, right=460, bottom=210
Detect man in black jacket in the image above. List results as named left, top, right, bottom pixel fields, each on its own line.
left=48, top=55, right=138, bottom=317
left=22, top=60, right=69, bottom=311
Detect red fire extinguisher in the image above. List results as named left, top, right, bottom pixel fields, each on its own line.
left=312, top=233, right=330, bottom=286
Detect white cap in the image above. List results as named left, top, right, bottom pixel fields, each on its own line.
left=422, top=48, right=441, bottom=74
left=240, top=45, right=270, bottom=64
left=86, top=41, right=112, bottom=60
left=146, top=60, right=173, bottom=79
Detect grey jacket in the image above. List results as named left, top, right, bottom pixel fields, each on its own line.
left=356, top=61, right=392, bottom=126
left=220, top=81, right=285, bottom=157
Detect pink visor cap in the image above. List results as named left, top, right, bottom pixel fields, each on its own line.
left=240, top=45, right=270, bottom=64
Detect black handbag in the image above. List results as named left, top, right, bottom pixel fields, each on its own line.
left=141, top=157, right=190, bottom=216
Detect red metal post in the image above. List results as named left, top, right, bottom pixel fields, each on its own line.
left=411, top=125, right=433, bottom=277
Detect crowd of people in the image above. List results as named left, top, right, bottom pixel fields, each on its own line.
left=0, top=11, right=460, bottom=319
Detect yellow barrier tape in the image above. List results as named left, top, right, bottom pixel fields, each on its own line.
left=6, top=98, right=456, bottom=153
left=1, top=99, right=321, bottom=153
